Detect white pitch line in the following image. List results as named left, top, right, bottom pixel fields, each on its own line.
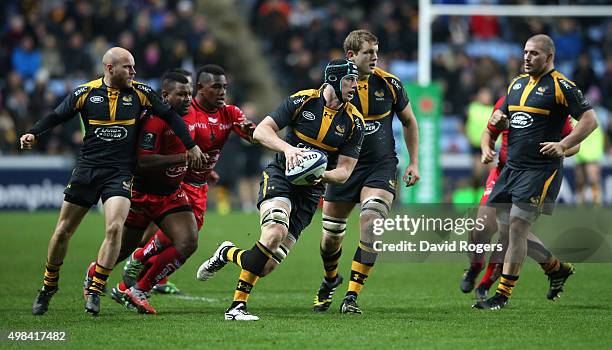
left=170, top=294, right=219, bottom=303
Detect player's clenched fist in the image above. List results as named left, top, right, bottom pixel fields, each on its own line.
left=187, top=145, right=208, bottom=169
left=489, top=109, right=509, bottom=130
left=20, top=133, right=36, bottom=150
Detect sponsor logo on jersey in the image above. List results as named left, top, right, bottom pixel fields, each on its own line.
left=166, top=165, right=188, bottom=178
left=293, top=96, right=306, bottom=105
left=74, top=86, right=89, bottom=97
left=390, top=78, right=401, bottom=91
left=136, top=84, right=152, bottom=93
left=512, top=83, right=522, bottom=90
left=302, top=111, right=316, bottom=121
left=94, top=126, right=129, bottom=141
left=510, top=112, right=533, bottom=129
left=559, top=79, right=572, bottom=90
left=141, top=132, right=156, bottom=150
left=90, top=96, right=104, bottom=104
left=364, top=121, right=381, bottom=135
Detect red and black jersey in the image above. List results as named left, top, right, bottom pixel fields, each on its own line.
left=133, top=111, right=197, bottom=195
left=183, top=100, right=253, bottom=186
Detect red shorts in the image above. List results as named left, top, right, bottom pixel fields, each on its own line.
left=479, top=166, right=502, bottom=206
left=182, top=182, right=208, bottom=230
left=126, top=188, right=191, bottom=229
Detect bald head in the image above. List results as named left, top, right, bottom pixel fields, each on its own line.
left=102, top=47, right=133, bottom=65
left=527, top=34, right=555, bottom=55
left=102, top=47, right=136, bottom=88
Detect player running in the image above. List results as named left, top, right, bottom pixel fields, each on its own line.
left=112, top=65, right=256, bottom=313
left=475, top=34, right=598, bottom=310
left=26, top=48, right=204, bottom=316
left=312, top=30, right=420, bottom=314
left=196, top=59, right=365, bottom=320
left=461, top=96, right=579, bottom=302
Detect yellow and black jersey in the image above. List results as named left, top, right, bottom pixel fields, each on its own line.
left=501, top=69, right=592, bottom=170
left=29, top=78, right=195, bottom=170
left=350, top=67, right=409, bottom=163
left=270, top=85, right=365, bottom=169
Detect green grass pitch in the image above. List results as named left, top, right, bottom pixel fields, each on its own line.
left=1, top=211, right=611, bottom=349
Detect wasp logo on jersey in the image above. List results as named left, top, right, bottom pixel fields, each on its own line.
left=335, top=124, right=345, bottom=136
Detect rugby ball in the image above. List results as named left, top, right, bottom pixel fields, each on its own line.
left=285, top=149, right=327, bottom=185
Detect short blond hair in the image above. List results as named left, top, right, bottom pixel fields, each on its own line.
left=343, top=29, right=378, bottom=54
left=527, top=34, right=556, bottom=55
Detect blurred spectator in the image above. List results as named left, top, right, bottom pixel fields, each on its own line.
left=11, top=36, right=41, bottom=81
left=463, top=87, right=494, bottom=189
left=552, top=18, right=583, bottom=62
left=0, top=108, right=17, bottom=154
left=41, top=35, right=64, bottom=78
left=62, top=32, right=92, bottom=79
left=573, top=53, right=598, bottom=92
left=600, top=55, right=612, bottom=113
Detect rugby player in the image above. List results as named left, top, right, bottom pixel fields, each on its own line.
left=475, top=34, right=598, bottom=310
left=113, top=65, right=257, bottom=312
left=25, top=47, right=204, bottom=316
left=461, top=96, right=579, bottom=301
left=312, top=30, right=420, bottom=314
left=196, top=59, right=365, bottom=320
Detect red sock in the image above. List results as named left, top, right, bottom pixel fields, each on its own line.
left=86, top=260, right=96, bottom=278
left=133, top=230, right=173, bottom=262
left=158, top=277, right=169, bottom=285
left=118, top=281, right=127, bottom=292
left=477, top=263, right=501, bottom=289
left=135, top=246, right=185, bottom=292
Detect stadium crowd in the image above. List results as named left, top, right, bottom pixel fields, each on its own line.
left=1, top=0, right=610, bottom=205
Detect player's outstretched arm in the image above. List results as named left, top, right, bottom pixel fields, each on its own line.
left=398, top=102, right=420, bottom=187
left=22, top=108, right=78, bottom=150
